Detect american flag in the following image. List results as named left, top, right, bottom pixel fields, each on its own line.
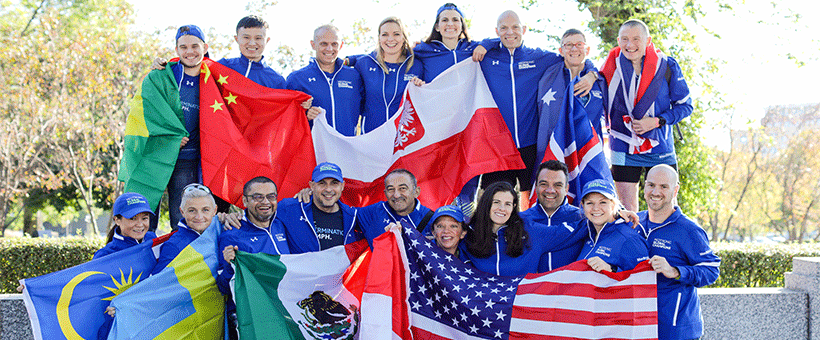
left=361, top=227, right=657, bottom=340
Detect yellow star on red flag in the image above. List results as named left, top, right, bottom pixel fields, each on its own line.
left=210, top=100, right=224, bottom=112
left=217, top=74, right=229, bottom=85
left=224, top=93, right=238, bottom=105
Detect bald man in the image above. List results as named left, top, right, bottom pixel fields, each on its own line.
left=637, top=164, right=720, bottom=340
left=477, top=10, right=598, bottom=199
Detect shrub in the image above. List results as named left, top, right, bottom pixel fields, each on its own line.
left=711, top=242, right=820, bottom=288
left=0, top=237, right=105, bottom=293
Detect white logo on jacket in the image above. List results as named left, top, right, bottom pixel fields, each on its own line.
left=518, top=61, right=536, bottom=70
left=308, top=77, right=316, bottom=82
left=337, top=80, right=353, bottom=89
left=595, top=246, right=612, bottom=257
left=652, top=238, right=673, bottom=250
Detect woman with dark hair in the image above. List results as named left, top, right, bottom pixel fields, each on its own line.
left=353, top=16, right=423, bottom=133
left=413, top=3, right=486, bottom=82
left=94, top=192, right=157, bottom=259
left=462, top=181, right=581, bottom=276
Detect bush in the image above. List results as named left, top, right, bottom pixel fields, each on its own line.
left=0, top=236, right=105, bottom=293
left=711, top=242, right=820, bottom=288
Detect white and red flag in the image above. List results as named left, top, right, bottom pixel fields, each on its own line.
left=311, top=60, right=524, bottom=208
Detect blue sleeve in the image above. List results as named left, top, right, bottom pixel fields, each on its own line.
left=152, top=242, right=180, bottom=275
left=677, top=227, right=721, bottom=287
left=658, top=57, right=692, bottom=125
left=345, top=54, right=367, bottom=67
left=272, top=73, right=288, bottom=90
left=286, top=73, right=300, bottom=91
left=615, top=235, right=649, bottom=272
left=479, top=38, right=500, bottom=51
left=216, top=233, right=235, bottom=296
left=529, top=221, right=575, bottom=252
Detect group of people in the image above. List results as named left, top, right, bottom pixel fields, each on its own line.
left=91, top=3, right=711, bottom=340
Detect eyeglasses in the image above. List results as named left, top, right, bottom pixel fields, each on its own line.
left=244, top=193, right=277, bottom=203
left=561, top=42, right=586, bottom=50
left=183, top=183, right=211, bottom=194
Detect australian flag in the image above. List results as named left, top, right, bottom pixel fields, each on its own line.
left=539, top=78, right=614, bottom=204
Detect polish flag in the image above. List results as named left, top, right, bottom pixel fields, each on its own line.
left=312, top=60, right=524, bottom=208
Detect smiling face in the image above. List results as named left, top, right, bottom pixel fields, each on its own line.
left=175, top=35, right=208, bottom=69
left=583, top=193, right=617, bottom=229
left=114, top=212, right=151, bottom=241
left=180, top=196, right=216, bottom=233
left=559, top=33, right=590, bottom=69
left=379, top=21, right=405, bottom=60
left=644, top=167, right=679, bottom=214
left=310, top=177, right=344, bottom=212
left=495, top=12, right=525, bottom=50
left=384, top=172, right=419, bottom=216
left=435, top=9, right=463, bottom=41
left=490, top=191, right=516, bottom=230
left=433, top=216, right=466, bottom=255
left=311, top=28, right=342, bottom=69
left=536, top=169, right=568, bottom=215
left=243, top=182, right=278, bottom=226
left=235, top=26, right=269, bottom=62
left=618, top=25, right=651, bottom=64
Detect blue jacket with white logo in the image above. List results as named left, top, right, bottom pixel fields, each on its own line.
left=277, top=197, right=363, bottom=254
left=608, top=55, right=692, bottom=156
left=576, top=218, right=649, bottom=272
left=359, top=200, right=432, bottom=248
left=479, top=41, right=562, bottom=148
left=93, top=228, right=157, bottom=259
left=462, top=219, right=582, bottom=277
left=520, top=202, right=585, bottom=272
left=637, top=208, right=720, bottom=340
left=563, top=65, right=606, bottom=139
left=413, top=39, right=479, bottom=82
left=287, top=58, right=363, bottom=136
left=217, top=211, right=290, bottom=295
left=152, top=220, right=202, bottom=275
left=218, top=55, right=287, bottom=89
left=353, top=52, right=423, bottom=133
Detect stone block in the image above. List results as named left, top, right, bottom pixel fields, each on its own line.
left=0, top=295, right=33, bottom=340
left=700, top=288, right=807, bottom=340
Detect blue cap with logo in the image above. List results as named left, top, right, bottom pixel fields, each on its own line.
left=436, top=3, right=465, bottom=19
left=312, top=162, right=343, bottom=182
left=431, top=205, right=466, bottom=225
left=580, top=179, right=617, bottom=202
left=175, top=24, right=207, bottom=44
left=113, top=192, right=155, bottom=219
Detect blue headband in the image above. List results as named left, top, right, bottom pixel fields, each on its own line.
left=436, top=3, right=464, bottom=19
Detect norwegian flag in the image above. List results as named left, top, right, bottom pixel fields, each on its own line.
left=538, top=81, right=614, bottom=204
left=360, top=226, right=658, bottom=339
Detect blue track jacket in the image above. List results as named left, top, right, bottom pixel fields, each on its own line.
left=218, top=55, right=287, bottom=89
left=287, top=58, right=363, bottom=136
left=277, top=197, right=363, bottom=254
left=353, top=52, right=423, bottom=133
left=359, top=200, right=432, bottom=248
left=576, top=218, right=649, bottom=272
left=520, top=202, right=585, bottom=272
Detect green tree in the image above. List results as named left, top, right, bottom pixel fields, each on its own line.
left=0, top=0, right=167, bottom=236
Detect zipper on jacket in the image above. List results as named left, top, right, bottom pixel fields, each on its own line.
left=315, top=60, right=342, bottom=127
left=245, top=60, right=252, bottom=78
left=509, top=52, right=519, bottom=147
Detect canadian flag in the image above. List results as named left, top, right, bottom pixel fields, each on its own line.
left=312, top=60, right=524, bottom=208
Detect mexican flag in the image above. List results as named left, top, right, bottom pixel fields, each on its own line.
left=232, top=239, right=371, bottom=340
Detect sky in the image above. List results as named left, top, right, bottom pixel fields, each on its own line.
left=127, top=0, right=820, bottom=147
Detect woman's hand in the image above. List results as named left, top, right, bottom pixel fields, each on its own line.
left=586, top=256, right=613, bottom=272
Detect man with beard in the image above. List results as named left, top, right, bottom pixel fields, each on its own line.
left=278, top=162, right=364, bottom=253
left=638, top=165, right=720, bottom=340
left=358, top=169, right=433, bottom=247
left=519, top=160, right=584, bottom=272
left=219, top=176, right=290, bottom=339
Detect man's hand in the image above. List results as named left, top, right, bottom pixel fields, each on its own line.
left=180, top=137, right=189, bottom=148
left=16, top=284, right=24, bottom=293
left=301, top=97, right=313, bottom=110
left=617, top=210, right=641, bottom=229
left=223, top=245, right=239, bottom=262
left=573, top=72, right=596, bottom=97
left=219, top=212, right=242, bottom=230
left=306, top=106, right=322, bottom=120
left=650, top=255, right=680, bottom=279
left=586, top=256, right=614, bottom=272
left=384, top=221, right=403, bottom=232
left=471, top=45, right=487, bottom=62
left=105, top=306, right=116, bottom=317
left=294, top=188, right=312, bottom=203
left=632, top=116, right=661, bottom=135
left=152, top=57, right=168, bottom=71
left=411, top=77, right=426, bottom=87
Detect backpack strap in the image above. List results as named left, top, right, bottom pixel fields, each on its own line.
left=416, top=210, right=435, bottom=232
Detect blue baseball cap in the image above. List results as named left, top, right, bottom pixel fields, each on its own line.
left=580, top=179, right=617, bottom=202
left=113, top=193, right=155, bottom=219
left=312, top=162, right=343, bottom=182
left=431, top=205, right=466, bottom=225
left=175, top=24, right=207, bottom=44
left=436, top=3, right=465, bottom=19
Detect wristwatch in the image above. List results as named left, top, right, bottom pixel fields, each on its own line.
left=657, top=117, right=667, bottom=127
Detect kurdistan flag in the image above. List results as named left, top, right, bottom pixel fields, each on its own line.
left=232, top=240, right=371, bottom=340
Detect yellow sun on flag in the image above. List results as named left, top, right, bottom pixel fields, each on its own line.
left=101, top=268, right=143, bottom=301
